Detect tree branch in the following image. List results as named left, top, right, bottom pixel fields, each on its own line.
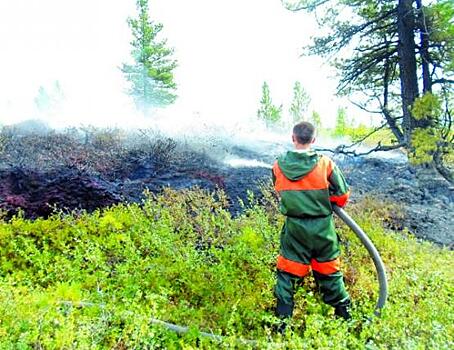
left=338, top=47, right=399, bottom=91
left=315, top=142, right=406, bottom=157
left=348, top=99, right=384, bottom=114
left=343, top=123, right=390, bottom=149
left=280, top=0, right=330, bottom=12
left=432, top=78, right=454, bottom=85
left=380, top=57, right=405, bottom=143
left=346, top=8, right=398, bottom=37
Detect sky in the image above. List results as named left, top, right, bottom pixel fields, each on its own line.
left=0, top=0, right=368, bottom=130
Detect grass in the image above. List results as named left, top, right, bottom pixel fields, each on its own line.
left=0, top=188, right=453, bottom=349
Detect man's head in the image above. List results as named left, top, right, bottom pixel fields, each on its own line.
left=292, top=121, right=316, bottom=147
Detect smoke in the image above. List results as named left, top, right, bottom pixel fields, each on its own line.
left=0, top=0, right=364, bottom=131
left=0, top=0, right=401, bottom=166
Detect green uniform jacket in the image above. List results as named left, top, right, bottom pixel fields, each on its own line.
left=272, top=150, right=350, bottom=276
left=272, top=150, right=350, bottom=218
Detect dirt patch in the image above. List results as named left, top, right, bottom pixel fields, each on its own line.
left=0, top=168, right=120, bottom=218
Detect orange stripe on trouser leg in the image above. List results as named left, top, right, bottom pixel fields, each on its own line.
left=311, top=258, right=340, bottom=275
left=277, top=255, right=311, bottom=277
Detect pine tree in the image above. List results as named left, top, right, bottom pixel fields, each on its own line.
left=121, top=0, right=177, bottom=113
left=334, top=108, right=348, bottom=137
left=34, top=81, right=64, bottom=113
left=283, top=0, right=454, bottom=183
left=310, top=110, right=322, bottom=130
left=289, top=81, right=311, bottom=124
left=257, top=82, right=282, bottom=127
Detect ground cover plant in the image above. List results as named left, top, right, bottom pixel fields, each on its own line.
left=0, top=187, right=453, bottom=349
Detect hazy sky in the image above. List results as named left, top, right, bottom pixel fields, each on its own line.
left=0, top=0, right=363, bottom=129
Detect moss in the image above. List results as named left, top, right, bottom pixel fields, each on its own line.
left=0, top=189, right=452, bottom=349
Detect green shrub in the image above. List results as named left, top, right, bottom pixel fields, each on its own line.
left=0, top=189, right=452, bottom=349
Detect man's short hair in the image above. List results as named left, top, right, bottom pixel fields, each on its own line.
left=293, top=121, right=315, bottom=145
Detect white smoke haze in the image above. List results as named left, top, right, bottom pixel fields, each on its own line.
left=0, top=0, right=393, bottom=163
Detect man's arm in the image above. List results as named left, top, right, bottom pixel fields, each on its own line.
left=328, top=164, right=350, bottom=208
left=272, top=161, right=281, bottom=199
left=272, top=161, right=278, bottom=186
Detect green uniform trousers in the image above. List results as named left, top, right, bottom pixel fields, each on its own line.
left=274, top=215, right=350, bottom=317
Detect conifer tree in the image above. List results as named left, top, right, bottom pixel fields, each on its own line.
left=289, top=81, right=311, bottom=123
left=310, top=110, right=322, bottom=130
left=121, top=0, right=177, bottom=113
left=257, top=82, right=282, bottom=127
left=334, top=107, right=348, bottom=137
left=282, top=0, right=454, bottom=183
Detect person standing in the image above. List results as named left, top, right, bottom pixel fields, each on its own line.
left=272, top=121, right=351, bottom=331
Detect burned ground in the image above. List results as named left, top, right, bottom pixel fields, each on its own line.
left=339, top=156, right=454, bottom=247
left=0, top=128, right=452, bottom=247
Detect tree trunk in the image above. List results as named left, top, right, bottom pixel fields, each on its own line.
left=414, top=0, right=433, bottom=129
left=434, top=149, right=454, bottom=185
left=416, top=0, right=432, bottom=94
left=397, top=0, right=420, bottom=144
left=383, top=58, right=405, bottom=143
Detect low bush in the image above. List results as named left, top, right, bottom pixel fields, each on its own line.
left=0, top=188, right=452, bottom=349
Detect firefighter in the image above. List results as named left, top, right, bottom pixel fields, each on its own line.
left=272, top=121, right=351, bottom=331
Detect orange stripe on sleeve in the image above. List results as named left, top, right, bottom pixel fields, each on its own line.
left=329, top=191, right=350, bottom=207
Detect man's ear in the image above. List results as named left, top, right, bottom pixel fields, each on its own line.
left=292, top=134, right=295, bottom=143
left=311, top=138, right=316, bottom=144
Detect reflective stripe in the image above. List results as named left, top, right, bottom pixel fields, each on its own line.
left=311, top=258, right=340, bottom=275
left=330, top=191, right=350, bottom=207
left=273, top=156, right=333, bottom=192
left=277, top=255, right=311, bottom=277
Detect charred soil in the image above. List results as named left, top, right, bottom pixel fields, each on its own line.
left=0, top=128, right=452, bottom=247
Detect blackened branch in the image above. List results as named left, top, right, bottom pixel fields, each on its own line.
left=315, top=142, right=405, bottom=157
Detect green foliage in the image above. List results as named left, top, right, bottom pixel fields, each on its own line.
left=310, top=110, right=322, bottom=130
left=257, top=81, right=283, bottom=127
left=426, top=0, right=454, bottom=73
left=0, top=188, right=453, bottom=348
left=121, top=0, right=177, bottom=112
left=411, top=92, right=442, bottom=121
left=330, top=108, right=398, bottom=147
left=289, top=81, right=311, bottom=124
left=410, top=93, right=454, bottom=166
left=283, top=0, right=454, bottom=182
left=333, top=107, right=349, bottom=137
left=410, top=128, right=440, bottom=165
left=353, top=127, right=396, bottom=146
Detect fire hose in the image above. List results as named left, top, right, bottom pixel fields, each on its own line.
left=148, top=205, right=388, bottom=343
left=333, top=205, right=388, bottom=316
left=61, top=207, right=388, bottom=345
